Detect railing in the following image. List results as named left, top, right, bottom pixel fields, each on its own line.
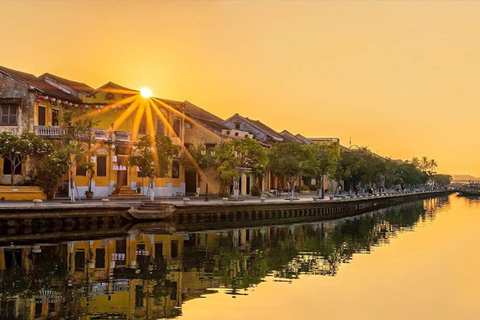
left=34, top=126, right=132, bottom=142
left=114, top=131, right=131, bottom=142
left=92, top=128, right=111, bottom=140
left=34, top=126, right=63, bottom=136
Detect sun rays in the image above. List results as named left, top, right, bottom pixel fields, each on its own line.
left=73, top=89, right=210, bottom=176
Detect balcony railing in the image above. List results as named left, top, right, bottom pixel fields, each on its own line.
left=114, top=130, right=131, bottom=142
left=34, top=126, right=131, bottom=142
left=92, top=128, right=111, bottom=140
left=34, top=126, right=63, bottom=136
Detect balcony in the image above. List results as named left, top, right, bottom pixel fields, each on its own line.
left=34, top=126, right=131, bottom=142
left=114, top=130, right=131, bottom=142
left=34, top=126, right=63, bottom=137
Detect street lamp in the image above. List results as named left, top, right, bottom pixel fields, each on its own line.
left=201, top=146, right=215, bottom=201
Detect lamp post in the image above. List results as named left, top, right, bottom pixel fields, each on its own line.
left=201, top=146, right=215, bottom=201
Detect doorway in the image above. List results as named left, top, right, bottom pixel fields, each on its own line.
left=185, top=170, right=197, bottom=195
left=117, top=157, right=128, bottom=187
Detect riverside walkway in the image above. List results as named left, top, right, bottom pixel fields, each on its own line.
left=0, top=190, right=448, bottom=213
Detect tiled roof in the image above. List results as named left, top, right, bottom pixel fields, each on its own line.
left=295, top=133, right=311, bottom=145
left=280, top=130, right=308, bottom=144
left=39, top=72, right=95, bottom=94
left=226, top=114, right=283, bottom=141
left=0, top=65, right=82, bottom=102
left=92, top=81, right=139, bottom=95
left=157, top=98, right=227, bottom=133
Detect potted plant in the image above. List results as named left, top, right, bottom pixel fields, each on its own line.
left=82, top=161, right=95, bottom=199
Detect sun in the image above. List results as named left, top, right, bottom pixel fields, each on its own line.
left=140, top=88, right=152, bottom=98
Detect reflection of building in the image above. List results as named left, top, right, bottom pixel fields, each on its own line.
left=0, top=199, right=441, bottom=318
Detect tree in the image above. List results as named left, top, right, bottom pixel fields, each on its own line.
left=216, top=138, right=269, bottom=199
left=35, top=149, right=70, bottom=200
left=0, top=132, right=53, bottom=185
left=127, top=135, right=179, bottom=201
left=127, top=136, right=156, bottom=201
left=303, top=142, right=341, bottom=198
left=434, top=174, right=452, bottom=187
left=155, top=135, right=180, bottom=178
left=60, top=108, right=96, bottom=202
left=268, top=142, right=306, bottom=199
left=82, top=161, right=95, bottom=195
left=180, top=143, right=217, bottom=196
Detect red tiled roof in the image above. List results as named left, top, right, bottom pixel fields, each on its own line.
left=39, top=72, right=95, bottom=94
left=0, top=65, right=82, bottom=102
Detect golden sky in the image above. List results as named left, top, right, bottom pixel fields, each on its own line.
left=1, top=1, right=480, bottom=176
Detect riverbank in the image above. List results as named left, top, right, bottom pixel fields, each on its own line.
left=0, top=191, right=451, bottom=246
left=0, top=190, right=452, bottom=219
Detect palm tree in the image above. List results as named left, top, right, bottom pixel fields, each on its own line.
left=429, top=159, right=438, bottom=174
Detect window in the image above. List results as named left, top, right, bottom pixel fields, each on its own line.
left=172, top=160, right=180, bottom=178
left=74, top=251, right=85, bottom=272
left=137, top=169, right=147, bottom=178
left=135, top=286, right=144, bottom=308
left=116, top=239, right=127, bottom=265
left=156, top=118, right=164, bottom=135
left=95, top=248, right=105, bottom=268
left=166, top=281, right=178, bottom=300
left=3, top=158, right=21, bottom=175
left=172, top=118, right=181, bottom=137
left=38, top=105, right=46, bottom=126
left=76, top=158, right=86, bottom=176
left=138, top=115, right=147, bottom=134
left=171, top=240, right=179, bottom=258
left=0, top=105, right=18, bottom=126
left=234, top=122, right=241, bottom=130
left=35, top=299, right=43, bottom=318
left=52, top=109, right=59, bottom=126
left=155, top=242, right=164, bottom=260
left=105, top=92, right=115, bottom=100
left=96, top=156, right=107, bottom=177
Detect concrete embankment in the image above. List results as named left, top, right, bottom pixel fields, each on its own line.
left=168, top=191, right=451, bottom=231
left=0, top=191, right=451, bottom=224
left=0, top=191, right=451, bottom=245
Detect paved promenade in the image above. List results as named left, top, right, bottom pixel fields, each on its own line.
left=0, top=190, right=445, bottom=212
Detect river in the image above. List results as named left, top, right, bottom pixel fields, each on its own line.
left=0, top=194, right=479, bottom=319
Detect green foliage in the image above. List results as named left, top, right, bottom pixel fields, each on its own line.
left=303, top=142, right=340, bottom=179
left=0, top=132, right=53, bottom=185
left=434, top=174, right=452, bottom=186
left=251, top=185, right=262, bottom=196
left=127, top=136, right=156, bottom=180
left=268, top=142, right=307, bottom=188
left=127, top=135, right=180, bottom=182
left=35, top=149, right=70, bottom=200
left=216, top=138, right=269, bottom=185
left=302, top=142, right=341, bottom=197
left=155, top=135, right=180, bottom=178
left=336, top=148, right=431, bottom=190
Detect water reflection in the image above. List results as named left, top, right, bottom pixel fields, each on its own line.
left=0, top=197, right=449, bottom=319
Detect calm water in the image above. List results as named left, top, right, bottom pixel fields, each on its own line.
left=1, top=194, right=479, bottom=319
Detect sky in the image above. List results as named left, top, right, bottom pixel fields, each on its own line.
left=1, top=1, right=480, bottom=176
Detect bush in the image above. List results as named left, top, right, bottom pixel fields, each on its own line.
left=251, top=185, right=261, bottom=197
left=35, top=152, right=69, bottom=200
left=301, top=185, right=310, bottom=191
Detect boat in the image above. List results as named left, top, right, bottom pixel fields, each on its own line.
left=127, top=202, right=176, bottom=220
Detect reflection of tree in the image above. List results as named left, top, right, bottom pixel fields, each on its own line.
left=0, top=196, right=450, bottom=317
